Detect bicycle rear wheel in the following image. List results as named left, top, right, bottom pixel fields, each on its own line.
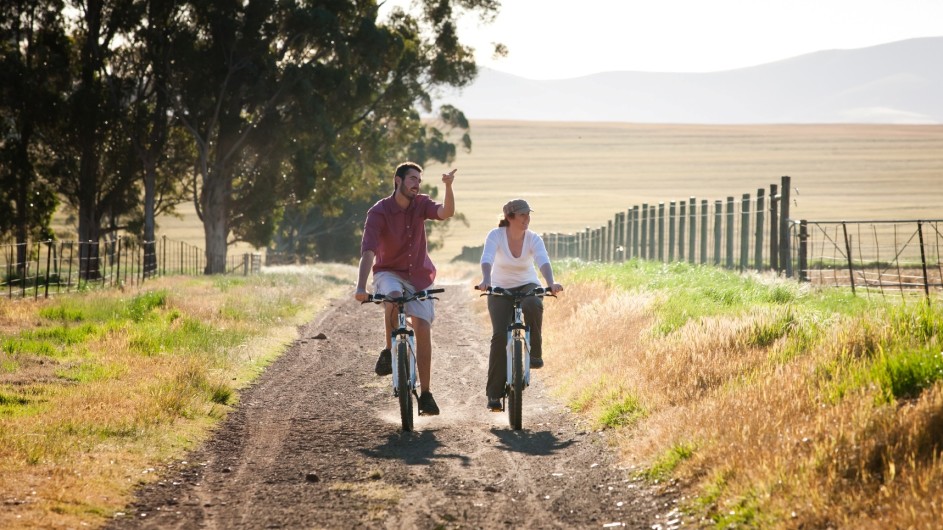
left=397, top=342, right=413, bottom=431
left=508, top=338, right=524, bottom=430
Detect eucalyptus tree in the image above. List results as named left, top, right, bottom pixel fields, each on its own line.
left=123, top=0, right=192, bottom=275
left=47, top=0, right=143, bottom=278
left=0, top=0, right=69, bottom=275
left=168, top=0, right=500, bottom=273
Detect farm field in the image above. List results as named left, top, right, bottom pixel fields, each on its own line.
left=150, top=121, right=943, bottom=263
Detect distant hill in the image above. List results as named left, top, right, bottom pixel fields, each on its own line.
left=440, top=37, right=943, bottom=124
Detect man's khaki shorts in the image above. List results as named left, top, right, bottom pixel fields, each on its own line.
left=373, top=271, right=435, bottom=324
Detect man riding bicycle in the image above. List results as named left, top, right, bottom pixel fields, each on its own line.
left=355, top=162, right=457, bottom=416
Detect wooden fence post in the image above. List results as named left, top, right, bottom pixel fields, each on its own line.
left=584, top=227, right=591, bottom=261
left=770, top=183, right=779, bottom=272
left=700, top=199, right=708, bottom=264
left=740, top=193, right=750, bottom=272
left=649, top=204, right=657, bottom=260
left=688, top=197, right=696, bottom=264
left=755, top=188, right=765, bottom=270
left=632, top=206, right=640, bottom=259
left=780, top=175, right=793, bottom=278
left=798, top=220, right=809, bottom=282
left=713, top=200, right=722, bottom=266
left=640, top=204, right=649, bottom=260
left=678, top=200, right=686, bottom=262
left=658, top=202, right=665, bottom=262
left=668, top=200, right=676, bottom=262
left=607, top=219, right=613, bottom=262
left=725, top=196, right=735, bottom=269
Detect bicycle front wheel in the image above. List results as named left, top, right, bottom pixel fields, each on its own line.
left=397, top=342, right=413, bottom=431
left=508, top=338, right=524, bottom=430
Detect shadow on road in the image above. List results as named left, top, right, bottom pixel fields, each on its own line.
left=360, top=428, right=472, bottom=466
left=490, top=428, right=575, bottom=455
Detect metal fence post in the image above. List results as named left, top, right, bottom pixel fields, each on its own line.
left=918, top=221, right=930, bottom=302
left=842, top=221, right=856, bottom=295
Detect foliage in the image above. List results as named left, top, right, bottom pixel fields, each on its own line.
left=0, top=0, right=68, bottom=248
left=165, top=0, right=498, bottom=272
left=3, top=0, right=499, bottom=275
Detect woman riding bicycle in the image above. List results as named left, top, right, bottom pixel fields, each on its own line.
left=476, top=199, right=564, bottom=411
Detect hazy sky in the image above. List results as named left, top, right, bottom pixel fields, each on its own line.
left=381, top=0, right=943, bottom=80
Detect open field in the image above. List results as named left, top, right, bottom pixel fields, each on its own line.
left=140, top=121, right=943, bottom=263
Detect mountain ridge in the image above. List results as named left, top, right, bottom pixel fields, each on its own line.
left=439, top=37, right=943, bottom=124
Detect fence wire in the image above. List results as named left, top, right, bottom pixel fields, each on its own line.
left=795, top=219, right=943, bottom=299
left=2, top=236, right=262, bottom=300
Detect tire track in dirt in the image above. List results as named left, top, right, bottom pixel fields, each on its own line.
left=107, top=284, right=680, bottom=529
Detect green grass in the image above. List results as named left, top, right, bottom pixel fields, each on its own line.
left=816, top=303, right=943, bottom=404
left=872, top=345, right=943, bottom=402
left=555, top=259, right=943, bottom=528
left=598, top=391, right=647, bottom=428
left=55, top=361, right=125, bottom=383
left=643, top=441, right=697, bottom=480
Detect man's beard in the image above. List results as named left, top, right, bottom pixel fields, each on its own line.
left=398, top=186, right=417, bottom=201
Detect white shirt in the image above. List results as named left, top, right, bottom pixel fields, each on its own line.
left=480, top=227, right=550, bottom=288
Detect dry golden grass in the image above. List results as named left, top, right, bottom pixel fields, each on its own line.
left=0, top=265, right=354, bottom=529
left=82, top=122, right=943, bottom=265
left=423, top=121, right=943, bottom=258
left=541, top=269, right=943, bottom=528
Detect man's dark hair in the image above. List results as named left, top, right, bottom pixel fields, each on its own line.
left=394, top=161, right=423, bottom=191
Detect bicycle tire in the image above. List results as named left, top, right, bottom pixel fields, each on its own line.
left=397, top=342, right=413, bottom=431
left=508, top=338, right=524, bottom=430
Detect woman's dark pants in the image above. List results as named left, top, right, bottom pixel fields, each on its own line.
left=486, top=283, right=543, bottom=399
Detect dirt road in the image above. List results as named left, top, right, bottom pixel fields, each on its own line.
left=107, top=285, right=681, bottom=529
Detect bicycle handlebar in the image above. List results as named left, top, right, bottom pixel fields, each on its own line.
left=362, top=288, right=445, bottom=304
left=474, top=286, right=556, bottom=298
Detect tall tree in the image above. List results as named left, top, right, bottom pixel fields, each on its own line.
left=0, top=0, right=69, bottom=275
left=124, top=0, right=191, bottom=275
left=169, top=0, right=499, bottom=273
left=49, top=0, right=142, bottom=278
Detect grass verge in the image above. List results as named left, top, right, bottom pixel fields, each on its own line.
left=542, top=259, right=943, bottom=528
left=0, top=264, right=353, bottom=529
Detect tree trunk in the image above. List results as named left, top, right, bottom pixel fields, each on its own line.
left=202, top=170, right=230, bottom=274
left=77, top=198, right=101, bottom=281
left=143, top=159, right=158, bottom=277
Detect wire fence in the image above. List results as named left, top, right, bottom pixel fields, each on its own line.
left=796, top=219, right=942, bottom=300
left=1, top=236, right=262, bottom=300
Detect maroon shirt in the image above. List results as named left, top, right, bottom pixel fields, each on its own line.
left=360, top=193, right=443, bottom=291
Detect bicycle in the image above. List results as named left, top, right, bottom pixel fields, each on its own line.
left=477, top=286, right=555, bottom=430
left=363, top=288, right=444, bottom=431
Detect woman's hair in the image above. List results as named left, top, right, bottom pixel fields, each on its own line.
left=498, top=213, right=513, bottom=227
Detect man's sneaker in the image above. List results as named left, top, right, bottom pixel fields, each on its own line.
left=374, top=348, right=392, bottom=376
left=487, top=397, right=503, bottom=412
left=418, top=391, right=440, bottom=416
left=530, top=356, right=544, bottom=369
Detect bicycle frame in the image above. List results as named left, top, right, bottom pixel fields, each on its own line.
left=507, top=300, right=532, bottom=389
left=389, top=307, right=417, bottom=399
left=479, top=286, right=554, bottom=429
left=364, top=288, right=443, bottom=431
